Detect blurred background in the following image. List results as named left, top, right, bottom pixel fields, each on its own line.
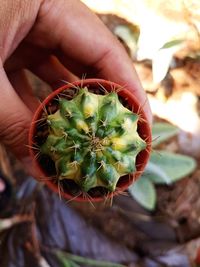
left=0, top=1, right=200, bottom=266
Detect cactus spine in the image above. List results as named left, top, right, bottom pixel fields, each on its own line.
left=41, top=87, right=146, bottom=192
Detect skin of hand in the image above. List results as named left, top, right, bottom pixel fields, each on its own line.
left=0, top=0, right=152, bottom=175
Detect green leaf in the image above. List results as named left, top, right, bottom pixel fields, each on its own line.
left=161, top=39, right=184, bottom=49
left=129, top=177, right=156, bottom=210
left=145, top=161, right=172, bottom=184
left=152, top=122, right=179, bottom=148
left=150, top=151, right=197, bottom=183
left=56, top=250, right=126, bottom=267
left=69, top=262, right=80, bottom=267
left=67, top=261, right=80, bottom=267
left=56, top=251, right=80, bottom=267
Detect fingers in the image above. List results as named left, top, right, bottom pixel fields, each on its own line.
left=29, top=55, right=78, bottom=89
left=7, top=69, right=40, bottom=112
left=0, top=67, right=32, bottom=161
left=5, top=42, right=78, bottom=90
left=28, top=0, right=152, bottom=122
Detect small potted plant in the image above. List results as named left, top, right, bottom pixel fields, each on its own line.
left=29, top=79, right=151, bottom=202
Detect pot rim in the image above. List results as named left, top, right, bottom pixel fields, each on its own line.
left=29, top=78, right=151, bottom=202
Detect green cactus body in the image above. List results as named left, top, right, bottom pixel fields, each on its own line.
left=41, top=87, right=146, bottom=192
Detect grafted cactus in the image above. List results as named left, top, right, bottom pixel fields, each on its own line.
left=40, top=87, right=146, bottom=192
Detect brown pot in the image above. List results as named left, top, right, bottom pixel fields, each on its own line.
left=29, top=79, right=151, bottom=202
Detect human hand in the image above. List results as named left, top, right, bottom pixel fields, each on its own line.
left=1, top=0, right=151, bottom=173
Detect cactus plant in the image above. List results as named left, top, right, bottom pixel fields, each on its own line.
left=29, top=79, right=151, bottom=201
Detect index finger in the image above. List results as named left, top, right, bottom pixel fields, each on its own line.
left=29, top=0, right=152, bottom=122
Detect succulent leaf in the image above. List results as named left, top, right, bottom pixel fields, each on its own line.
left=129, top=175, right=156, bottom=210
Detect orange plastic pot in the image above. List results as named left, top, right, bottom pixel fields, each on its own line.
left=29, top=79, right=151, bottom=202
left=195, top=247, right=200, bottom=265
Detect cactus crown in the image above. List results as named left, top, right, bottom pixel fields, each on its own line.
left=40, top=87, right=146, bottom=192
